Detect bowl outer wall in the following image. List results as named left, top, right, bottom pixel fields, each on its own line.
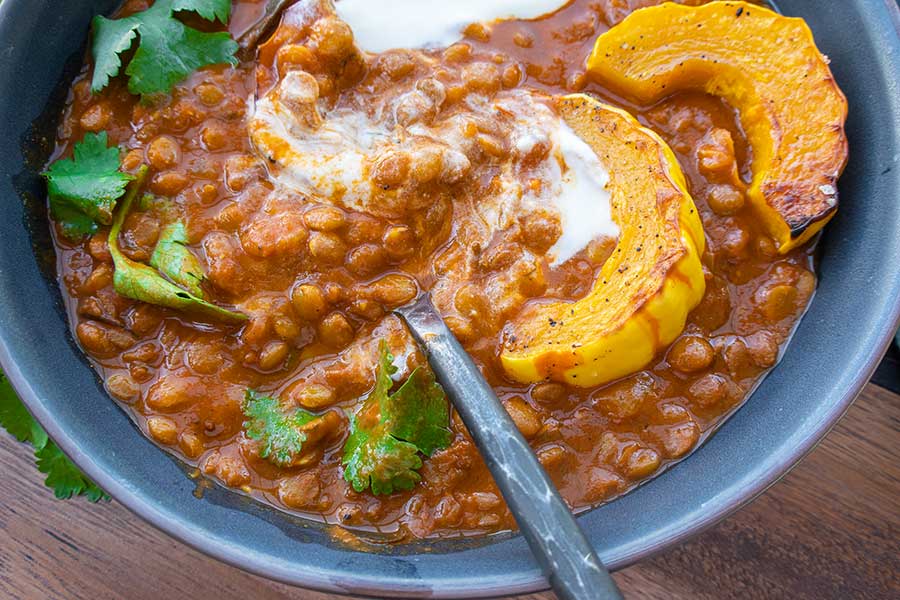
left=0, top=0, right=898, bottom=598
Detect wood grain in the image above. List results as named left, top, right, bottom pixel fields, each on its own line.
left=0, top=383, right=897, bottom=600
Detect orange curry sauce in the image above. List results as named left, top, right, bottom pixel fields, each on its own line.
left=50, top=0, right=815, bottom=540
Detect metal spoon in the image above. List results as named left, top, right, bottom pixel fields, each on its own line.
left=236, top=0, right=296, bottom=58
left=395, top=294, right=624, bottom=600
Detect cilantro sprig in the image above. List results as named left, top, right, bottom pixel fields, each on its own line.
left=91, top=0, right=238, bottom=96
left=342, top=342, right=452, bottom=495
left=44, top=138, right=245, bottom=322
left=43, top=132, right=133, bottom=240
left=242, top=390, right=321, bottom=466
left=0, top=370, right=108, bottom=502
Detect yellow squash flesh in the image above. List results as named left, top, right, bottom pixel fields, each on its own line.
left=501, top=94, right=706, bottom=387
left=586, top=0, right=848, bottom=253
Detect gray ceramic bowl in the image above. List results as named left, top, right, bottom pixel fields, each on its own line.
left=1, top=1, right=899, bottom=597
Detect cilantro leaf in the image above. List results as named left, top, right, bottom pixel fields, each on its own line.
left=242, top=390, right=320, bottom=466
left=342, top=342, right=452, bottom=495
left=35, top=442, right=108, bottom=502
left=124, top=10, right=237, bottom=96
left=386, top=367, right=454, bottom=457
left=43, top=132, right=133, bottom=240
left=150, top=221, right=206, bottom=298
left=344, top=431, right=422, bottom=496
left=91, top=17, right=140, bottom=94
left=49, top=202, right=108, bottom=241
left=109, top=168, right=247, bottom=323
left=0, top=369, right=108, bottom=502
left=91, top=0, right=238, bottom=96
left=0, top=372, right=48, bottom=449
left=172, top=0, right=232, bottom=23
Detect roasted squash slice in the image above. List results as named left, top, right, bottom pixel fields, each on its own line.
left=586, top=1, right=848, bottom=253
left=501, top=94, right=706, bottom=387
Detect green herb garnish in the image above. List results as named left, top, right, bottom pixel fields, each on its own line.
left=43, top=132, right=133, bottom=240
left=242, top=390, right=320, bottom=467
left=91, top=0, right=238, bottom=96
left=0, top=370, right=107, bottom=502
left=342, top=342, right=452, bottom=495
left=109, top=167, right=247, bottom=323
left=150, top=221, right=206, bottom=298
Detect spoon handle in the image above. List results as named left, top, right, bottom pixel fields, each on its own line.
left=396, top=295, right=623, bottom=600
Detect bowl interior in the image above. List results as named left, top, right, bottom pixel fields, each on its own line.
left=0, top=0, right=898, bottom=597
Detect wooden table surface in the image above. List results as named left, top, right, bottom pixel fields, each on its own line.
left=1, top=382, right=897, bottom=600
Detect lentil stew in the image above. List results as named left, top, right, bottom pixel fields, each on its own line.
left=46, top=0, right=846, bottom=540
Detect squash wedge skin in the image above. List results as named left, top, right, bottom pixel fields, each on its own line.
left=586, top=1, right=848, bottom=253
left=500, top=95, right=706, bottom=387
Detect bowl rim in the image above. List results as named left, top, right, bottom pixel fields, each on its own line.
left=1, top=0, right=899, bottom=598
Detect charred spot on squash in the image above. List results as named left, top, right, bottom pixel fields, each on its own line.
left=586, top=0, right=848, bottom=254
left=500, top=95, right=706, bottom=388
